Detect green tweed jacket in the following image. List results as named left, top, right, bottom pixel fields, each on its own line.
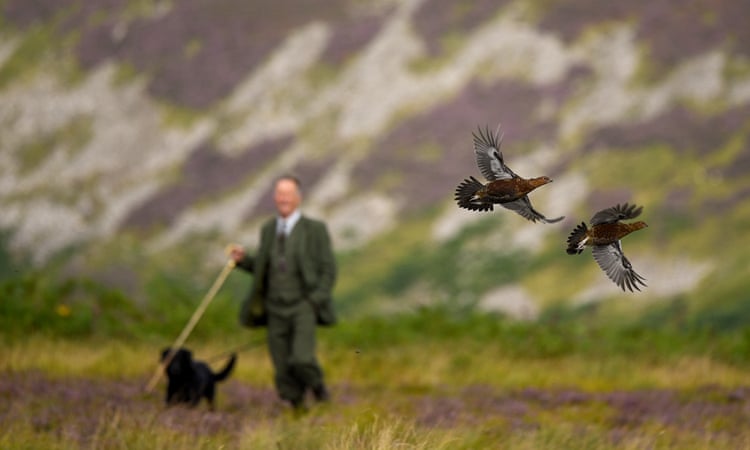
left=238, top=215, right=337, bottom=327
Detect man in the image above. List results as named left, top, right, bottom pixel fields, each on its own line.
left=230, top=175, right=337, bottom=410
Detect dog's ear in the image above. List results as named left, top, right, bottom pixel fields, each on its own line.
left=161, top=348, right=172, bottom=361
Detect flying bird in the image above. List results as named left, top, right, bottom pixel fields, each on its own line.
left=454, top=125, right=564, bottom=224
left=566, top=203, right=648, bottom=292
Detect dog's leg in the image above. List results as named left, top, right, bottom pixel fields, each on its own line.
left=165, top=381, right=176, bottom=406
left=188, top=385, right=202, bottom=408
left=205, top=385, right=216, bottom=411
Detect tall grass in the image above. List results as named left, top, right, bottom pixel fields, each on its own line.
left=3, top=264, right=750, bottom=448
left=3, top=316, right=750, bottom=449
left=4, top=335, right=747, bottom=450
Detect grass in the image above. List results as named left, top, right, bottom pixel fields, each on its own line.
left=1, top=258, right=749, bottom=450
left=2, top=237, right=750, bottom=448
left=2, top=326, right=750, bottom=449
left=2, top=331, right=748, bottom=390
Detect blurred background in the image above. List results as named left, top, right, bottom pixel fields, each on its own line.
left=1, top=0, right=749, bottom=339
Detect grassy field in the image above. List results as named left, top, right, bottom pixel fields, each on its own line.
left=3, top=266, right=750, bottom=448
left=3, top=312, right=750, bottom=450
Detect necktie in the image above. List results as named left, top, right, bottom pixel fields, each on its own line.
left=277, top=220, right=286, bottom=272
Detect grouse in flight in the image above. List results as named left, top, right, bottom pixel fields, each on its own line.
left=566, top=203, right=648, bottom=292
left=455, top=126, right=563, bottom=223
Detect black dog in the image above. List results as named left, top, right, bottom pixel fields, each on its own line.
left=160, top=347, right=236, bottom=410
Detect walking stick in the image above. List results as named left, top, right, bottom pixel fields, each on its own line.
left=145, top=253, right=237, bottom=393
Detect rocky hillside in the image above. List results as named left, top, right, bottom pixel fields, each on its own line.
left=1, top=0, right=749, bottom=320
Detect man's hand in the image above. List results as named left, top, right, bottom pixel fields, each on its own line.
left=227, top=244, right=245, bottom=263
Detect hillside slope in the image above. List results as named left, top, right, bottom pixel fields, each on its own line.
left=1, top=0, right=749, bottom=320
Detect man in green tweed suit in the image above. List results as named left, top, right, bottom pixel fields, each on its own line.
left=230, top=175, right=337, bottom=410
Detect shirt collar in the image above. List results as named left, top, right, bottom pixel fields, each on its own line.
left=277, top=209, right=301, bottom=235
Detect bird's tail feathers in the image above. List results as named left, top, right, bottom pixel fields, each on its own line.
left=455, top=176, right=492, bottom=212
left=566, top=222, right=588, bottom=255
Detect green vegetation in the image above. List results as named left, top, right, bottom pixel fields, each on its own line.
left=336, top=212, right=536, bottom=315
left=0, top=270, right=245, bottom=342
left=0, top=25, right=57, bottom=88
left=0, top=20, right=84, bottom=89
left=112, top=61, right=142, bottom=86
left=3, top=267, right=750, bottom=365
left=3, top=280, right=750, bottom=448
left=306, top=61, right=340, bottom=90
left=158, top=100, right=205, bottom=129
left=2, top=220, right=750, bottom=448
left=14, top=115, right=93, bottom=175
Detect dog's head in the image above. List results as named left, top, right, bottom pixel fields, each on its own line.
left=161, top=347, right=193, bottom=378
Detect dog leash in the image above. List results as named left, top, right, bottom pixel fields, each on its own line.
left=205, top=338, right=266, bottom=363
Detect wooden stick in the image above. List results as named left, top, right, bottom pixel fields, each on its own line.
left=145, top=257, right=236, bottom=393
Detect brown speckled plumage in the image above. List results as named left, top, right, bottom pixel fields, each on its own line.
left=454, top=125, right=563, bottom=224
left=566, top=203, right=648, bottom=292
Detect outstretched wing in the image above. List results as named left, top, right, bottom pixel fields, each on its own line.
left=591, top=241, right=647, bottom=292
left=590, top=203, right=643, bottom=226
left=472, top=125, right=516, bottom=181
left=501, top=196, right=565, bottom=224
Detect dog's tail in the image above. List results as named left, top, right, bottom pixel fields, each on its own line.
left=213, top=353, right=236, bottom=382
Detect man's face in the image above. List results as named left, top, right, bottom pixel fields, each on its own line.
left=274, top=178, right=301, bottom=218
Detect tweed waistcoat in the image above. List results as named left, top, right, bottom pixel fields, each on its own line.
left=267, top=229, right=304, bottom=304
